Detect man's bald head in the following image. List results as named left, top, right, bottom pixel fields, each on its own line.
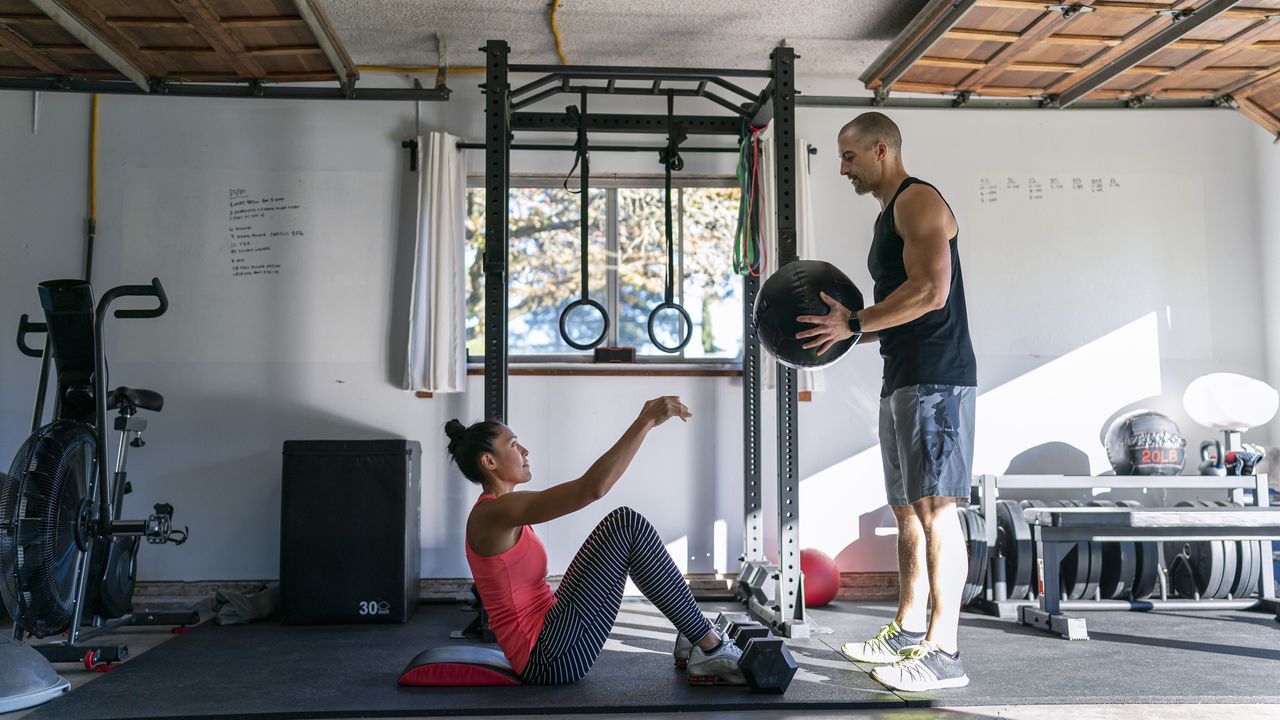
left=839, top=112, right=902, bottom=155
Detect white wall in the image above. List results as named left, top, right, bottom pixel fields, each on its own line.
left=0, top=79, right=1272, bottom=583
left=1258, top=130, right=1280, bottom=477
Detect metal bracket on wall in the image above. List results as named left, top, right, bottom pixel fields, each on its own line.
left=1214, top=94, right=1239, bottom=109
left=953, top=90, right=972, bottom=108
left=1046, top=4, right=1095, bottom=19
left=872, top=87, right=889, bottom=106
left=401, top=139, right=419, bottom=171
left=1156, top=8, right=1196, bottom=22
left=1126, top=94, right=1152, bottom=108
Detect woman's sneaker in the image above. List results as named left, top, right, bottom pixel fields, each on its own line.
left=840, top=621, right=924, bottom=663
left=686, top=635, right=746, bottom=685
left=673, top=633, right=693, bottom=669
left=870, top=641, right=969, bottom=692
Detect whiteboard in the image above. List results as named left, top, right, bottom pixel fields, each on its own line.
left=959, top=173, right=1211, bottom=359
left=119, top=168, right=389, bottom=363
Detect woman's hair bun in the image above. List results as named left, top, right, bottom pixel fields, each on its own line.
left=444, top=419, right=466, bottom=441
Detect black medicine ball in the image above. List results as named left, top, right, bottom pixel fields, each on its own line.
left=753, top=260, right=865, bottom=370
left=1103, top=410, right=1186, bottom=476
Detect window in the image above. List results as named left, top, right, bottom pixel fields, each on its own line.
left=464, top=179, right=743, bottom=363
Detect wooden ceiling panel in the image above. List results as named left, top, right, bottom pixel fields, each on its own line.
left=1015, top=42, right=1112, bottom=65
left=252, top=52, right=329, bottom=75
left=212, top=0, right=299, bottom=16
left=1186, top=16, right=1269, bottom=40
left=985, top=68, right=1072, bottom=88
left=1056, top=8, right=1163, bottom=36
left=0, top=0, right=347, bottom=89
left=10, top=20, right=80, bottom=45
left=1224, top=46, right=1280, bottom=64
left=898, top=65, right=973, bottom=87
left=1140, top=47, right=1215, bottom=67
left=873, top=0, right=1280, bottom=133
left=113, top=24, right=207, bottom=51
left=964, top=5, right=1045, bottom=28
left=930, top=37, right=1010, bottom=61
left=227, top=23, right=314, bottom=49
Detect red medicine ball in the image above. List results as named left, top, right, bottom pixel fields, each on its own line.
left=800, top=548, right=840, bottom=607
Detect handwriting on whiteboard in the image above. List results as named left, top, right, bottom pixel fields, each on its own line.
left=227, top=188, right=304, bottom=278
left=977, top=176, right=1123, bottom=204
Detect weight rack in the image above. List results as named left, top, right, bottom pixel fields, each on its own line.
left=479, top=40, right=810, bottom=638
left=969, top=474, right=1279, bottom=621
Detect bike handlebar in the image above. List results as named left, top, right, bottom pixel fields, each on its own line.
left=16, top=314, right=47, bottom=357
left=105, top=278, right=168, bottom=320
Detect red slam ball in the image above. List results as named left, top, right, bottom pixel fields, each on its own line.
left=800, top=548, right=840, bottom=607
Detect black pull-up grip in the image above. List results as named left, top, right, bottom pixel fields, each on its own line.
left=648, top=91, right=692, bottom=354
left=558, top=91, right=609, bottom=351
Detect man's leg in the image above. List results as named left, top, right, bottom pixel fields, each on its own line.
left=912, top=497, right=966, bottom=654
left=892, top=504, right=930, bottom=633
left=870, top=385, right=974, bottom=692
left=840, top=389, right=929, bottom=664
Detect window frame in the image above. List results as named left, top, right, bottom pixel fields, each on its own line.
left=465, top=173, right=745, bottom=370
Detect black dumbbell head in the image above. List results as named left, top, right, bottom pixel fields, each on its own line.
left=740, top=637, right=797, bottom=694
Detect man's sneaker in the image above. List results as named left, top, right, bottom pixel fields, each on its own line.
left=840, top=621, right=924, bottom=664
left=870, top=641, right=969, bottom=692
left=686, top=634, right=746, bottom=685
left=673, top=633, right=693, bottom=669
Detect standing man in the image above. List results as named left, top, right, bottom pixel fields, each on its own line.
left=795, top=112, right=977, bottom=692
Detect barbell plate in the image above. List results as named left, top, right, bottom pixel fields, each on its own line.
left=996, top=500, right=1033, bottom=600
left=1089, top=500, right=1137, bottom=600
left=1118, top=500, right=1158, bottom=599
left=958, top=507, right=983, bottom=606
left=1214, top=500, right=1254, bottom=599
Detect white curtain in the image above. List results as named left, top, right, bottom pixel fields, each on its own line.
left=760, top=129, right=825, bottom=395
left=403, top=131, right=467, bottom=393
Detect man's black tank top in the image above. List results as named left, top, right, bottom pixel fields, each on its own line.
left=868, top=177, right=977, bottom=397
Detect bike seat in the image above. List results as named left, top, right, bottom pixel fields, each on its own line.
left=107, top=386, right=164, bottom=413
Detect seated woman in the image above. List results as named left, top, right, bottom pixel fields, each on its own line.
left=445, top=395, right=742, bottom=686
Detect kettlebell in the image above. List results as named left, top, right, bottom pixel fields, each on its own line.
left=1198, top=440, right=1226, bottom=476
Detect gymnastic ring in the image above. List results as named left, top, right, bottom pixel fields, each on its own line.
left=559, top=298, right=610, bottom=350
left=646, top=301, right=693, bottom=353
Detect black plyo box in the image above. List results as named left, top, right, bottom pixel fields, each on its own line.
left=280, top=440, right=421, bottom=624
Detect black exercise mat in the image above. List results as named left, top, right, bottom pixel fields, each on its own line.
left=21, top=600, right=1280, bottom=719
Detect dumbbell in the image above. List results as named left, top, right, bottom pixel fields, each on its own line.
left=710, top=619, right=798, bottom=693
left=725, top=621, right=774, bottom=650
left=739, top=636, right=798, bottom=694
left=714, top=611, right=753, bottom=631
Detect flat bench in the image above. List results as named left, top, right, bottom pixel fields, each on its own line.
left=1019, top=506, right=1280, bottom=639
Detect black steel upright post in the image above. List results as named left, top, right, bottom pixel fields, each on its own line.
left=742, top=272, right=763, bottom=563
left=770, top=45, right=806, bottom=637
left=484, top=40, right=511, bottom=423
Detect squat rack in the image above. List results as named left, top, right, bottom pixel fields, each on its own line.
left=478, top=39, right=809, bottom=637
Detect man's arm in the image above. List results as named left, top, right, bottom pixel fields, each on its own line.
left=855, top=185, right=955, bottom=334
left=794, top=185, right=955, bottom=355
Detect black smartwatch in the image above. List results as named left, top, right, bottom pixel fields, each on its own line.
left=847, top=312, right=862, bottom=341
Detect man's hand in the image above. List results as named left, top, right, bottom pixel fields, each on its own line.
left=795, top=292, right=857, bottom=356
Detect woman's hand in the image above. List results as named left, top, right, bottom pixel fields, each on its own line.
left=639, top=396, right=693, bottom=427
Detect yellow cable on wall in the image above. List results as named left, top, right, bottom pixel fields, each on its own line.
left=550, top=0, right=569, bottom=64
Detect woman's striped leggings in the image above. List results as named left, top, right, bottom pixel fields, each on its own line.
left=518, top=506, right=715, bottom=685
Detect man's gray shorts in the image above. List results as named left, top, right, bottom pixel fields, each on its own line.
left=880, top=384, right=976, bottom=507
